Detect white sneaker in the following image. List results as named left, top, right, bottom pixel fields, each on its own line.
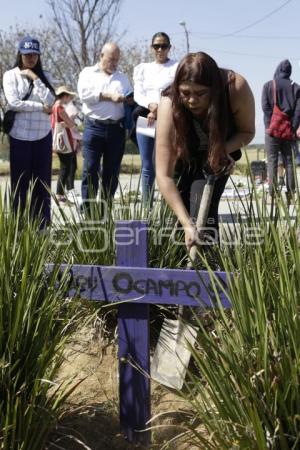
left=66, top=189, right=80, bottom=199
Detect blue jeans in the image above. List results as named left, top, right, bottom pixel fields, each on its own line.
left=10, top=132, right=52, bottom=227
left=136, top=133, right=155, bottom=204
left=81, top=118, right=125, bottom=202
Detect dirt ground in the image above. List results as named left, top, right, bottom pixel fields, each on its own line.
left=47, top=325, right=199, bottom=450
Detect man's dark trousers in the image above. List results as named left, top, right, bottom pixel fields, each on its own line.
left=265, top=133, right=295, bottom=195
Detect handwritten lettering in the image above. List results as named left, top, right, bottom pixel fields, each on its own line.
left=112, top=272, right=203, bottom=299
left=52, top=268, right=226, bottom=305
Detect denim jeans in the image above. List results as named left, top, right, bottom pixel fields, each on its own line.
left=136, top=132, right=155, bottom=205
left=265, top=133, right=295, bottom=195
left=10, top=132, right=52, bottom=227
left=81, top=118, right=125, bottom=202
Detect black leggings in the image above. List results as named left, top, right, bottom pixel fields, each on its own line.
left=56, top=152, right=77, bottom=195
left=175, top=160, right=229, bottom=234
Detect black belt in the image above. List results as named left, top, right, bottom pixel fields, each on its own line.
left=87, top=117, right=123, bottom=125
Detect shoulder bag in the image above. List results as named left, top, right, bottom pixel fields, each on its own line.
left=52, top=105, right=73, bottom=154
left=267, top=79, right=294, bottom=140
left=2, top=81, right=34, bottom=134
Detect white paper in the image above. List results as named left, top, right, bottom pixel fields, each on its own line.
left=151, top=319, right=197, bottom=390
left=136, top=116, right=156, bottom=138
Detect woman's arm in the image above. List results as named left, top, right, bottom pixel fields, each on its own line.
left=226, top=73, right=255, bottom=154
left=3, top=70, right=47, bottom=112
left=156, top=97, right=198, bottom=249
left=34, top=78, right=55, bottom=107
left=58, top=108, right=76, bottom=129
left=20, top=69, right=55, bottom=107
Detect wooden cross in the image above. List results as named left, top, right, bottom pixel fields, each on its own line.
left=51, top=220, right=230, bottom=445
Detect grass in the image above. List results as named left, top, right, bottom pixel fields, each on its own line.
left=49, top=173, right=300, bottom=449
left=0, top=136, right=264, bottom=178
left=1, top=148, right=298, bottom=449
left=0, top=138, right=142, bottom=177
left=164, top=183, right=300, bottom=449
left=52, top=153, right=142, bottom=178
left=0, top=191, right=89, bottom=450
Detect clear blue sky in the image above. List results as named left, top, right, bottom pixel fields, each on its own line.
left=1, top=0, right=300, bottom=143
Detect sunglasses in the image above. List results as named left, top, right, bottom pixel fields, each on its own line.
left=152, top=44, right=169, bottom=50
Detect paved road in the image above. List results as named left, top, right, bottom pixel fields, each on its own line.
left=0, top=171, right=298, bottom=225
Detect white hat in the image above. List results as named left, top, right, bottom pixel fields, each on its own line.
left=55, top=85, right=77, bottom=97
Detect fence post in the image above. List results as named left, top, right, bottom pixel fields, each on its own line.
left=116, top=220, right=151, bottom=445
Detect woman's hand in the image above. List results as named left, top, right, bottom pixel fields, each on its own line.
left=147, top=111, right=156, bottom=126
left=184, top=223, right=200, bottom=251
left=148, top=102, right=158, bottom=113
left=20, top=69, right=38, bottom=81
left=43, top=105, right=52, bottom=114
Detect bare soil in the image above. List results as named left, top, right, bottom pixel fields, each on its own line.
left=47, top=326, right=198, bottom=450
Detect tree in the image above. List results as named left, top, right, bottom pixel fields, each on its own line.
left=0, top=1, right=171, bottom=112
left=0, top=24, right=154, bottom=101
left=119, top=41, right=152, bottom=82
left=47, top=0, right=123, bottom=74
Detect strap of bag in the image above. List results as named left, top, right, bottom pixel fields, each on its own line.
left=54, top=103, right=64, bottom=124
left=272, top=79, right=277, bottom=107
left=22, top=80, right=34, bottom=101
left=53, top=103, right=59, bottom=123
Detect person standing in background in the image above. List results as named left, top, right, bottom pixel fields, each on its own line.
left=51, top=85, right=78, bottom=204
left=64, top=98, right=82, bottom=199
left=262, top=59, right=300, bottom=199
left=78, top=42, right=132, bottom=210
left=3, top=36, right=55, bottom=227
left=133, top=32, right=178, bottom=206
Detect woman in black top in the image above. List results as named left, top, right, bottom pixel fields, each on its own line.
left=156, top=52, right=255, bottom=250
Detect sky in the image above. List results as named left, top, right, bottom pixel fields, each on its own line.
left=1, top=0, right=300, bottom=143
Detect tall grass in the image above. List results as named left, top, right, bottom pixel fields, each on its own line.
left=50, top=172, right=300, bottom=448
left=173, top=186, right=300, bottom=449
left=0, top=192, right=84, bottom=450
left=51, top=180, right=188, bottom=269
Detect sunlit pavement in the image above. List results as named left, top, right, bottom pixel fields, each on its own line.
left=0, top=171, right=299, bottom=225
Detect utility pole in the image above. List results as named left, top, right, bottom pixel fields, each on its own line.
left=179, top=21, right=190, bottom=53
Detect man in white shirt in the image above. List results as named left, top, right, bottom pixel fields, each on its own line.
left=78, top=42, right=132, bottom=209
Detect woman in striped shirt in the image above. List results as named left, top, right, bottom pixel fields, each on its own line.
left=3, top=36, right=55, bottom=227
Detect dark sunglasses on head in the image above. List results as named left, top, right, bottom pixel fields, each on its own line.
left=152, top=44, right=169, bottom=50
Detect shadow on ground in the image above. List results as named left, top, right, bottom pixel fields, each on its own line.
left=47, top=402, right=134, bottom=450
left=46, top=399, right=191, bottom=450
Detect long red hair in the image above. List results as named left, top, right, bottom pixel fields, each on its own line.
left=169, top=52, right=230, bottom=172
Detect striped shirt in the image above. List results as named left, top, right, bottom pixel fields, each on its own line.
left=3, top=67, right=55, bottom=141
